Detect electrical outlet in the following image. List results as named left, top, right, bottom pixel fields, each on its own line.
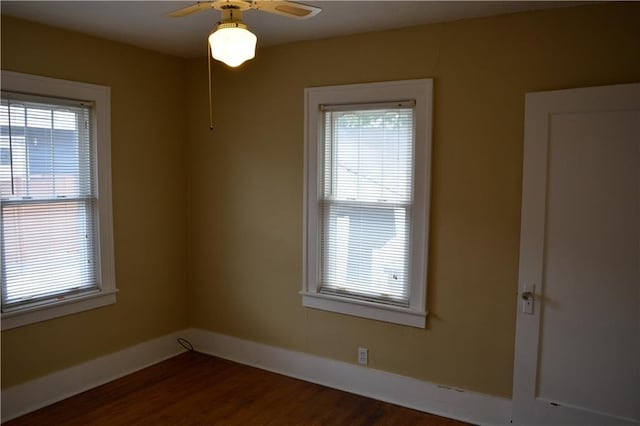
left=358, top=347, right=368, bottom=365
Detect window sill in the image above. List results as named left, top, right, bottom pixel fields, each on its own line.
left=1, top=289, right=118, bottom=331
left=301, top=291, right=427, bottom=328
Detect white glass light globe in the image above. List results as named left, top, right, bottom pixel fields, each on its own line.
left=208, top=25, right=257, bottom=67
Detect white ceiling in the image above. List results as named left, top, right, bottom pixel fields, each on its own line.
left=2, top=1, right=582, bottom=58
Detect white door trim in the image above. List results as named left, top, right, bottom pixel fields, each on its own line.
left=512, top=82, right=640, bottom=425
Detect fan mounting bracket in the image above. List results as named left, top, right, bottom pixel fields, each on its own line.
left=211, top=0, right=253, bottom=12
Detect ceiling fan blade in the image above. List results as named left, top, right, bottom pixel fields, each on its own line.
left=168, top=2, right=213, bottom=18
left=253, top=1, right=321, bottom=19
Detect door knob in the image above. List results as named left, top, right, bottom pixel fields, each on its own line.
left=521, top=291, right=534, bottom=301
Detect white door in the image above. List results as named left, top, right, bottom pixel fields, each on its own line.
left=512, top=83, right=640, bottom=426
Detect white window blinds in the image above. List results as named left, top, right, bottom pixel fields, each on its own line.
left=319, top=106, right=414, bottom=306
left=1, top=93, right=98, bottom=310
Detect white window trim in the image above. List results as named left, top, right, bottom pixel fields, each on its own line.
left=302, top=79, right=433, bottom=328
left=1, top=70, right=116, bottom=330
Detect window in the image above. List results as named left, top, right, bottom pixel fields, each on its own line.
left=302, top=79, right=433, bottom=328
left=1, top=71, right=115, bottom=330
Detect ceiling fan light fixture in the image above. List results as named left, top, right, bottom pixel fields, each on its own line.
left=208, top=22, right=257, bottom=67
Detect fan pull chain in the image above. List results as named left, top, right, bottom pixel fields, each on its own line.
left=207, top=39, right=214, bottom=130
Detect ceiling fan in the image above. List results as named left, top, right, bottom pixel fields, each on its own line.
left=169, top=0, right=322, bottom=67
left=170, top=0, right=321, bottom=130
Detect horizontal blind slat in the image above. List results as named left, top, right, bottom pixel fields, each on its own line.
left=320, top=100, right=415, bottom=112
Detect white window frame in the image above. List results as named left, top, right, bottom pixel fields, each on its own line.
left=1, top=70, right=116, bottom=330
left=302, top=79, right=433, bottom=328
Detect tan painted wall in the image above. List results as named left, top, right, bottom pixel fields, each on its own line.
left=1, top=17, right=189, bottom=388
left=2, top=3, right=639, bottom=398
left=186, top=3, right=640, bottom=398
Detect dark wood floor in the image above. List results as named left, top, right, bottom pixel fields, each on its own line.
left=7, top=351, right=468, bottom=425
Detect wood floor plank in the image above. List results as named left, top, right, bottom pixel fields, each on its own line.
left=7, top=351, right=468, bottom=425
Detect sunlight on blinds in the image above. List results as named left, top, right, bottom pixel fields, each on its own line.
left=319, top=108, right=414, bottom=306
left=1, top=95, right=97, bottom=309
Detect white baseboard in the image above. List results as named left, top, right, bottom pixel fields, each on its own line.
left=2, top=328, right=513, bottom=425
left=1, top=330, right=188, bottom=422
left=184, top=328, right=512, bottom=426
